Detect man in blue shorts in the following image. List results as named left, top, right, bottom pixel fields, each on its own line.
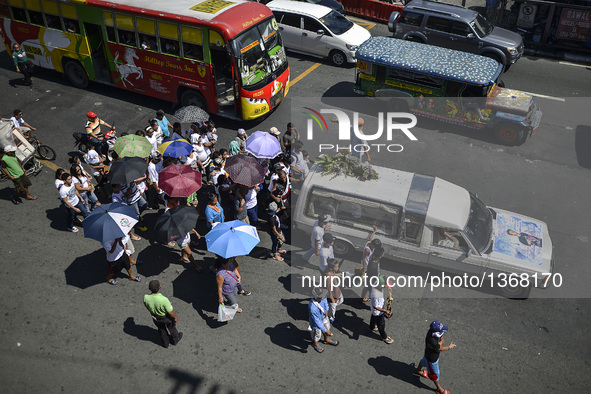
left=414, top=320, right=456, bottom=394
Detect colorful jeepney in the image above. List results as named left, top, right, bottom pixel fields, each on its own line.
left=353, top=37, right=542, bottom=145
left=0, top=0, right=290, bottom=120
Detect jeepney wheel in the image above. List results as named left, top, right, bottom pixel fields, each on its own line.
left=64, top=60, right=89, bottom=89
left=333, top=239, right=352, bottom=256
left=405, top=36, right=423, bottom=43
left=494, top=123, right=526, bottom=146
left=180, top=90, right=208, bottom=111
left=329, top=50, right=346, bottom=67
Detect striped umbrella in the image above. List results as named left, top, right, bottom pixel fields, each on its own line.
left=113, top=134, right=153, bottom=158
left=157, top=138, right=193, bottom=157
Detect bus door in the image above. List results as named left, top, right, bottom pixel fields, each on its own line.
left=210, top=31, right=236, bottom=117
left=84, top=23, right=111, bottom=83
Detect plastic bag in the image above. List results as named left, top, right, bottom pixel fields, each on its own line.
left=217, top=303, right=237, bottom=322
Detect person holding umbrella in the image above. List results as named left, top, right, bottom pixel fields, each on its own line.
left=103, top=235, right=141, bottom=284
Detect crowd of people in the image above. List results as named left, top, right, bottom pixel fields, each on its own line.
left=2, top=108, right=455, bottom=394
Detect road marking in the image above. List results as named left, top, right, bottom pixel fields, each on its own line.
left=39, top=159, right=61, bottom=171
left=289, top=19, right=375, bottom=88
left=290, top=62, right=322, bottom=87
left=522, top=92, right=565, bottom=102
left=559, top=61, right=591, bottom=68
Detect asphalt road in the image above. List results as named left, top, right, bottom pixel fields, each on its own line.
left=1, top=17, right=591, bottom=394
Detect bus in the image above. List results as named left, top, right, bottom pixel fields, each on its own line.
left=0, top=0, right=290, bottom=120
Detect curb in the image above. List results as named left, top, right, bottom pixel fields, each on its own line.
left=523, top=48, right=591, bottom=66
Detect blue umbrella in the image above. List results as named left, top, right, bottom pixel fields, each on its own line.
left=157, top=138, right=194, bottom=157
left=245, top=130, right=282, bottom=159
left=205, top=220, right=260, bottom=258
left=83, top=202, right=138, bottom=243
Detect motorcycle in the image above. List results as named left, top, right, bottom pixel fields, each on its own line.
left=73, top=125, right=117, bottom=162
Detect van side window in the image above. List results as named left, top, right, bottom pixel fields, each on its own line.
left=402, top=217, right=423, bottom=245
left=426, top=16, right=452, bottom=33
left=400, top=11, right=423, bottom=27
left=303, top=17, right=323, bottom=33
left=305, top=187, right=401, bottom=238
left=281, top=13, right=301, bottom=28
left=451, top=21, right=472, bottom=37
left=432, top=227, right=469, bottom=251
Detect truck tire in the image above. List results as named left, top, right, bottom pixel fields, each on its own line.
left=500, top=281, right=532, bottom=300
left=180, top=90, right=208, bottom=111
left=494, top=123, right=526, bottom=146
left=64, top=60, right=89, bottom=89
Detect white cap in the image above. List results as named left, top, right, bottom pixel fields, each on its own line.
left=4, top=145, right=16, bottom=152
left=269, top=127, right=280, bottom=136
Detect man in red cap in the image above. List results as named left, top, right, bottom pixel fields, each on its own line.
left=85, top=112, right=114, bottom=151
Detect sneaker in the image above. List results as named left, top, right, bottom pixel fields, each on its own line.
left=68, top=227, right=79, bottom=233
left=239, top=290, right=252, bottom=296
left=172, top=332, right=183, bottom=345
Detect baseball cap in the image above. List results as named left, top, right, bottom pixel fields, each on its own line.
left=4, top=145, right=16, bottom=153
left=319, top=213, right=332, bottom=223
left=312, top=287, right=327, bottom=299
left=269, top=127, right=280, bottom=136
left=87, top=111, right=97, bottom=118
left=430, top=320, right=449, bottom=337
left=237, top=128, right=246, bottom=135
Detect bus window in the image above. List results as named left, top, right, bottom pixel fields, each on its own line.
left=137, top=18, right=156, bottom=51
left=60, top=3, right=78, bottom=33
left=159, top=21, right=179, bottom=56
left=103, top=11, right=116, bottom=42
left=42, top=0, right=61, bottom=29
left=24, top=0, right=42, bottom=25
left=181, top=26, right=203, bottom=61
left=116, top=13, right=136, bottom=47
left=11, top=6, right=27, bottom=22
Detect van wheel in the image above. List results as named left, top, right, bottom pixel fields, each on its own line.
left=329, top=50, right=346, bottom=67
left=494, top=123, right=526, bottom=146
left=500, top=281, right=532, bottom=300
left=333, top=239, right=352, bottom=256
left=180, top=90, right=208, bottom=110
left=64, top=60, right=89, bottom=88
left=406, top=36, right=423, bottom=43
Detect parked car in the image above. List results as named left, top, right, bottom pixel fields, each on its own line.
left=267, top=0, right=371, bottom=66
left=388, top=0, right=524, bottom=70
left=354, top=37, right=542, bottom=146
left=293, top=163, right=554, bottom=299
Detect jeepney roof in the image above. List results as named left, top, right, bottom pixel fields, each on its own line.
left=306, top=163, right=471, bottom=230
left=356, top=36, right=502, bottom=86
left=86, top=0, right=273, bottom=39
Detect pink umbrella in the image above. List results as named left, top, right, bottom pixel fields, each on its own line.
left=158, top=164, right=202, bottom=197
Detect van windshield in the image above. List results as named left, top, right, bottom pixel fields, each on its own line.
left=470, top=14, right=494, bottom=38
left=320, top=10, right=353, bottom=35
left=463, top=194, right=493, bottom=253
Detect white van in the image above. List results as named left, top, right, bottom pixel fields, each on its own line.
left=267, top=0, right=371, bottom=66
left=293, top=163, right=554, bottom=298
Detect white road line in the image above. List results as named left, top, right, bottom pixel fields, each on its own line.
left=522, top=92, right=566, bottom=102
left=559, top=61, right=591, bottom=68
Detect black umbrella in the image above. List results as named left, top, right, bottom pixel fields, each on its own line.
left=225, top=154, right=265, bottom=187
left=108, top=157, right=149, bottom=184
left=152, top=205, right=199, bottom=244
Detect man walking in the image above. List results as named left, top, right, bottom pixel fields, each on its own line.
left=301, top=214, right=331, bottom=264
left=369, top=276, right=394, bottom=344
left=12, top=43, right=33, bottom=86
left=414, top=320, right=456, bottom=394
left=143, top=280, right=183, bottom=348
left=308, top=287, right=338, bottom=353
left=1, top=145, right=36, bottom=204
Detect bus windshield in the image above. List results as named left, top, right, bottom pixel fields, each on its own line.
left=231, top=18, right=287, bottom=88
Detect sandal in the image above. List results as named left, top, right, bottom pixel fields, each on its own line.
left=11, top=198, right=21, bottom=205
left=313, top=344, right=324, bottom=353
left=236, top=307, right=243, bottom=313
left=107, top=279, right=118, bottom=285
left=278, top=249, right=287, bottom=254
left=25, top=196, right=37, bottom=200
left=414, top=370, right=429, bottom=379
left=272, top=255, right=284, bottom=261
left=361, top=297, right=369, bottom=302
left=130, top=276, right=142, bottom=282
left=131, top=235, right=141, bottom=241
left=384, top=337, right=394, bottom=344
left=323, top=339, right=339, bottom=346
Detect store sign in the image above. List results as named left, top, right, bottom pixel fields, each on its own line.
left=556, top=8, right=591, bottom=42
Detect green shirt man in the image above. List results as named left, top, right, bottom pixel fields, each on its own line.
left=143, top=280, right=182, bottom=348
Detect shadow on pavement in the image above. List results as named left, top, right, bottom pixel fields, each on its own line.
left=123, top=317, right=161, bottom=347
left=332, top=307, right=366, bottom=341
left=64, top=249, right=108, bottom=288
left=167, top=368, right=239, bottom=394
left=135, top=243, right=183, bottom=278
left=575, top=125, right=591, bottom=168
left=367, top=356, right=432, bottom=391
left=45, top=206, right=67, bottom=231
left=264, top=322, right=308, bottom=353
left=280, top=298, right=309, bottom=322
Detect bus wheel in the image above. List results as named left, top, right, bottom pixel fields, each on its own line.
left=64, top=60, right=89, bottom=89
left=180, top=90, right=207, bottom=110
left=494, top=123, right=526, bottom=146
left=329, top=50, right=346, bottom=67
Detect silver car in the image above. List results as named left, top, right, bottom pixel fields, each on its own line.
left=388, top=0, right=524, bottom=70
